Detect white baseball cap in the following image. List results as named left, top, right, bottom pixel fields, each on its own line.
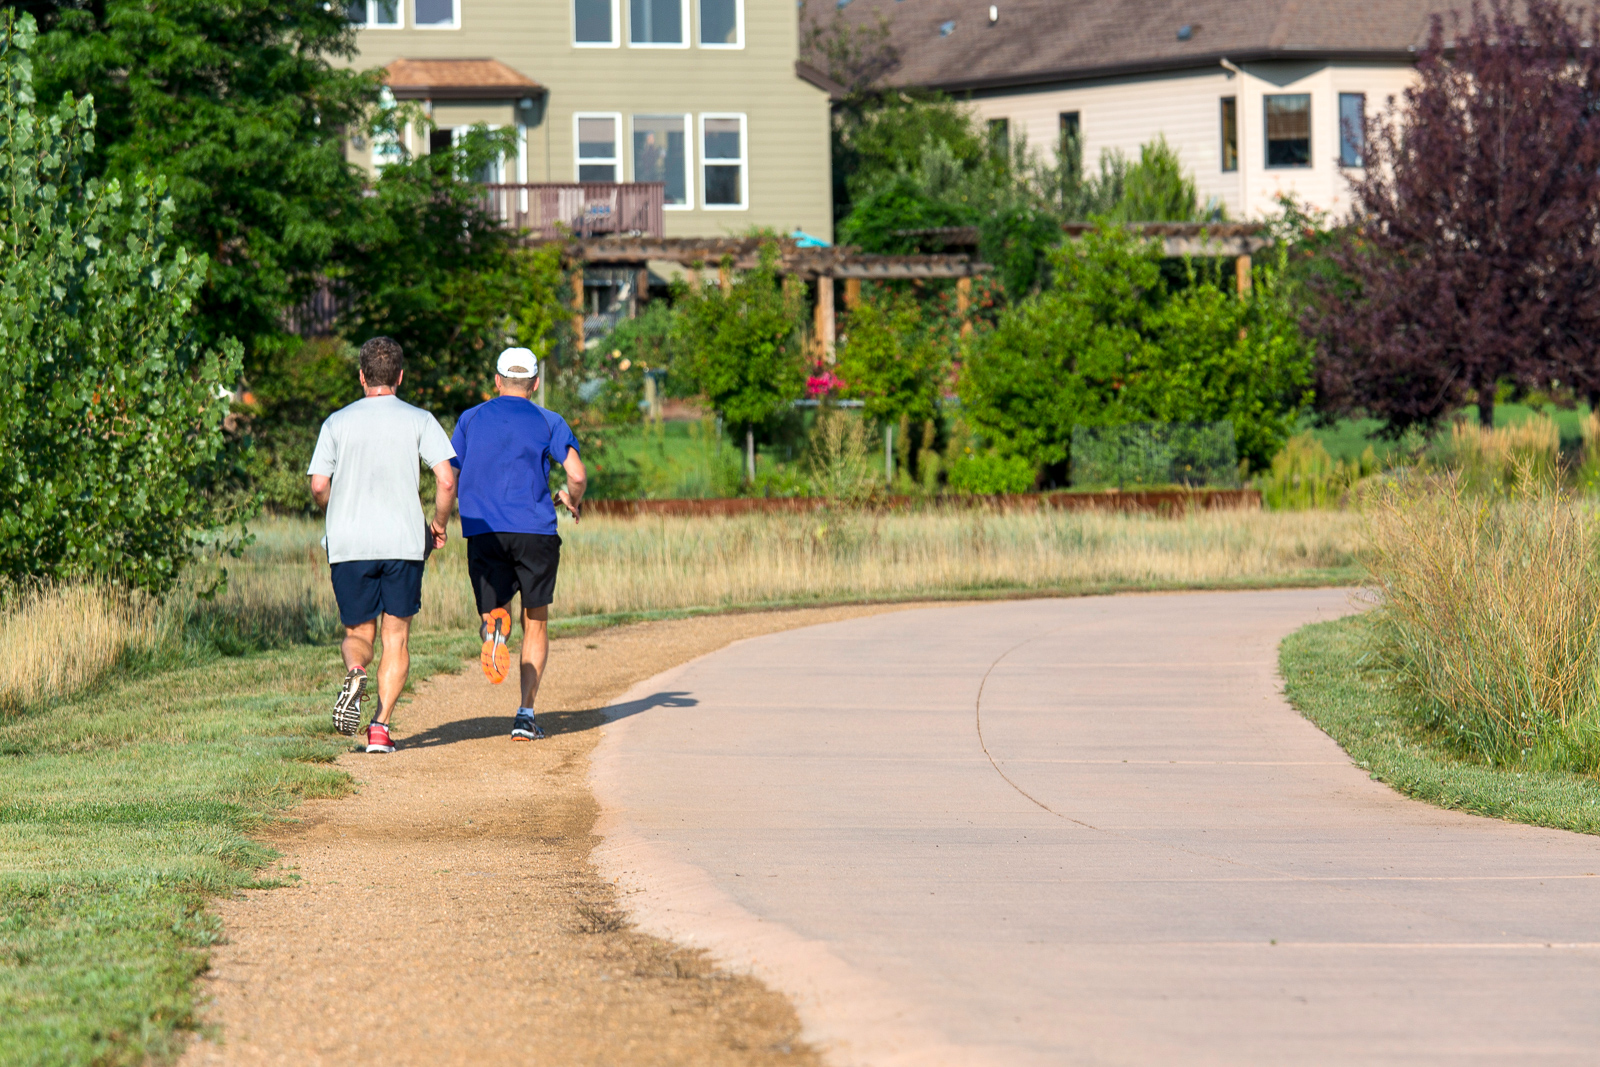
left=497, top=347, right=539, bottom=379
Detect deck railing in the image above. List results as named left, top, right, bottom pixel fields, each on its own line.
left=478, top=182, right=666, bottom=240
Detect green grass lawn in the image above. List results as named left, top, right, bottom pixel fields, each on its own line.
left=0, top=632, right=476, bottom=1067
left=1280, top=613, right=1600, bottom=835
left=1305, top=402, right=1593, bottom=463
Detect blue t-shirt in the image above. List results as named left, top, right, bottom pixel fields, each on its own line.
left=451, top=397, right=571, bottom=537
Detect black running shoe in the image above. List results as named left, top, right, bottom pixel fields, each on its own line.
left=332, top=666, right=366, bottom=736
left=511, top=711, right=546, bottom=741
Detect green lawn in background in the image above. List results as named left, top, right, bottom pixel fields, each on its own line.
left=0, top=633, right=476, bottom=1067
left=1280, top=613, right=1600, bottom=835
left=598, top=419, right=812, bottom=499
left=1304, top=402, right=1594, bottom=463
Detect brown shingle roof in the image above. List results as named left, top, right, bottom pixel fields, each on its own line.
left=815, top=0, right=1448, bottom=92
left=383, top=58, right=543, bottom=100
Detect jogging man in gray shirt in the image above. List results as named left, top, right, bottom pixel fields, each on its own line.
left=307, top=336, right=457, bottom=753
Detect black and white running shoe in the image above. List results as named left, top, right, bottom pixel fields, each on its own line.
left=511, top=710, right=546, bottom=741
left=332, top=666, right=367, bottom=736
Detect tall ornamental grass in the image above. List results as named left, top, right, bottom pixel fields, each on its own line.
left=1435, top=415, right=1561, bottom=495
left=1366, top=473, right=1600, bottom=769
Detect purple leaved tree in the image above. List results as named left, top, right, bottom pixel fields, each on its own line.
left=1306, top=0, right=1600, bottom=432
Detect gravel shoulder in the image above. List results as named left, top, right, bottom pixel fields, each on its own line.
left=180, top=603, right=931, bottom=1067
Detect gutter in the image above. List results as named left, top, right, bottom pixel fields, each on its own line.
left=915, top=47, right=1419, bottom=95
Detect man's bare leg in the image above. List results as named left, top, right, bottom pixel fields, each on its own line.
left=342, top=619, right=377, bottom=673
left=520, top=605, right=550, bottom=710
left=332, top=619, right=378, bottom=735
left=373, top=613, right=412, bottom=725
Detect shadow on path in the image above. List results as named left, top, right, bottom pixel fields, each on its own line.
left=402, top=691, right=698, bottom=748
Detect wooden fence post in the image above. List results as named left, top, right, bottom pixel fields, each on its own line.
left=1235, top=254, right=1252, bottom=296
left=957, top=275, right=973, bottom=339
left=845, top=278, right=861, bottom=309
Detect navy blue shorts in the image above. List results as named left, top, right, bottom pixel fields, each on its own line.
left=329, top=559, right=425, bottom=627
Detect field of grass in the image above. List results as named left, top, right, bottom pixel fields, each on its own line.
left=1282, top=614, right=1600, bottom=835
left=0, top=628, right=477, bottom=1066
left=217, top=506, right=1365, bottom=641
left=0, top=503, right=1362, bottom=1064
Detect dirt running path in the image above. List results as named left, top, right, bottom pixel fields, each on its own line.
left=181, top=604, right=932, bottom=1067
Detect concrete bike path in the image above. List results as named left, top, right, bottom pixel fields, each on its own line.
left=590, top=590, right=1600, bottom=1066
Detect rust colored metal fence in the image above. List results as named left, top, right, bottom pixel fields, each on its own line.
left=479, top=182, right=666, bottom=240
left=585, top=489, right=1261, bottom=519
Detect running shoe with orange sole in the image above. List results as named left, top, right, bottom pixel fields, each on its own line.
left=481, top=607, right=512, bottom=684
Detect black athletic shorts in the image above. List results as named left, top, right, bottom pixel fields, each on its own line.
left=467, top=532, right=561, bottom=615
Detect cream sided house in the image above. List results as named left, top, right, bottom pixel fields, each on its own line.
left=343, top=0, right=837, bottom=240
left=830, top=0, right=1447, bottom=220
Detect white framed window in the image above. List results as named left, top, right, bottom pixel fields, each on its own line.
left=698, top=0, right=742, bottom=47
left=413, top=0, right=457, bottom=28
left=347, top=0, right=402, bottom=28
left=700, top=112, right=746, bottom=209
left=575, top=112, right=623, bottom=182
left=630, top=0, right=688, bottom=46
left=632, top=114, right=692, bottom=208
left=573, top=0, right=620, bottom=45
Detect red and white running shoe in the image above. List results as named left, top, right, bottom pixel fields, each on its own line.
left=365, top=720, right=396, bottom=754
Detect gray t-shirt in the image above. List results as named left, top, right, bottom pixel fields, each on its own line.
left=307, top=395, right=456, bottom=564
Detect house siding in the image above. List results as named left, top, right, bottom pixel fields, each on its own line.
left=347, top=0, right=834, bottom=240
left=966, top=59, right=1417, bottom=220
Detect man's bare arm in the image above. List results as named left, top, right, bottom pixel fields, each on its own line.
left=556, top=448, right=587, bottom=521
left=309, top=474, right=331, bottom=509
left=430, top=460, right=458, bottom=547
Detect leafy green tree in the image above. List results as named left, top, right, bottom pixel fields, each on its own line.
left=833, top=93, right=987, bottom=218
left=834, top=292, right=948, bottom=427
left=674, top=244, right=806, bottom=481
left=0, top=13, right=243, bottom=591
left=29, top=0, right=381, bottom=374
left=342, top=127, right=570, bottom=413
left=959, top=225, right=1310, bottom=483
left=1106, top=137, right=1202, bottom=222
left=836, top=174, right=973, bottom=254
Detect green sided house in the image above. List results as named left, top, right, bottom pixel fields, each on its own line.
left=344, top=0, right=837, bottom=241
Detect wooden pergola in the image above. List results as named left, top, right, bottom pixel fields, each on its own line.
left=900, top=222, right=1273, bottom=293
left=558, top=236, right=991, bottom=360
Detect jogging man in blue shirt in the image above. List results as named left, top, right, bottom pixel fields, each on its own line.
left=451, top=347, right=587, bottom=740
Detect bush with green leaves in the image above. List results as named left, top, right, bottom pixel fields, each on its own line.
left=673, top=243, right=806, bottom=477
left=834, top=291, right=949, bottom=428
left=1069, top=421, right=1240, bottom=489
left=946, top=450, right=1037, bottom=494
left=0, top=14, right=243, bottom=592
left=959, top=224, right=1312, bottom=484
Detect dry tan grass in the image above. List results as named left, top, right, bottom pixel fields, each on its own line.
left=0, top=584, right=164, bottom=711
left=247, top=506, right=1360, bottom=631
left=0, top=505, right=1361, bottom=713
left=1444, top=415, right=1561, bottom=492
